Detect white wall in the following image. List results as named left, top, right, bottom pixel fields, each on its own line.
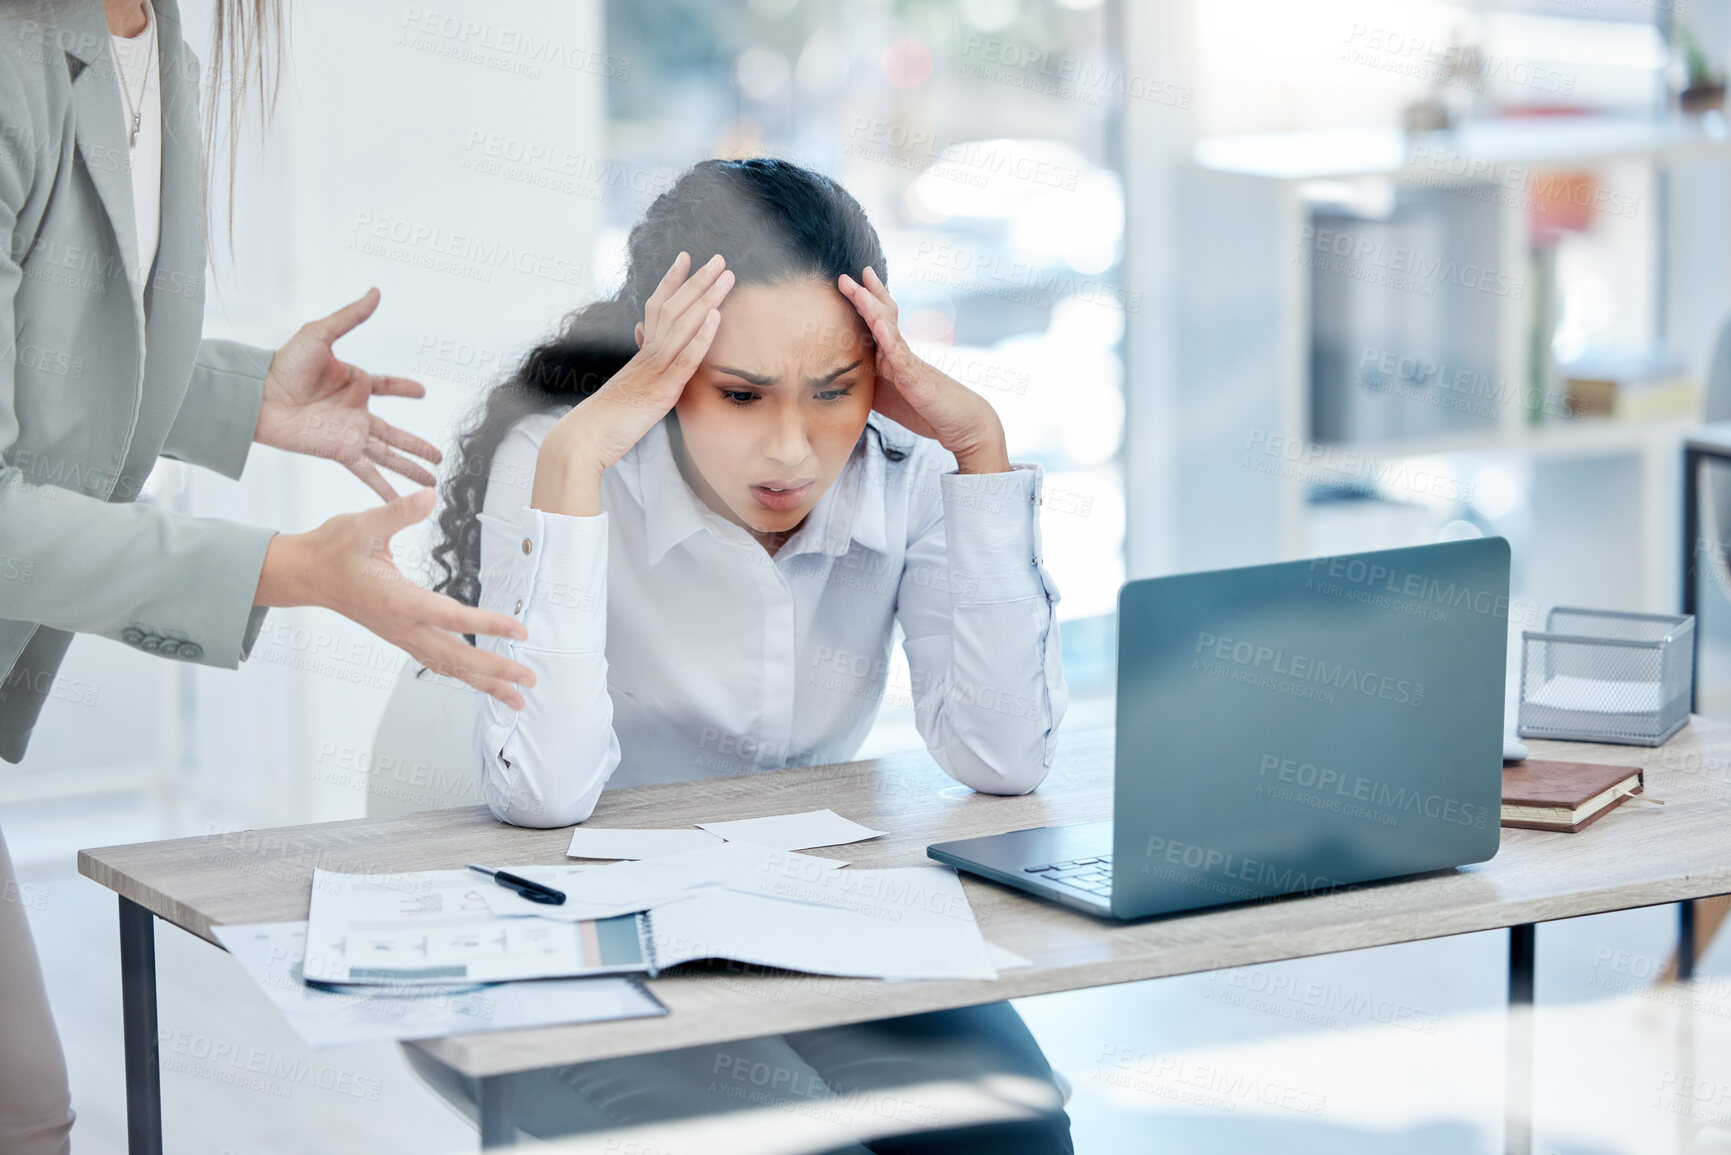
left=187, top=0, right=609, bottom=826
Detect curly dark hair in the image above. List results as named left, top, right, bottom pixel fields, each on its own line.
left=429, top=157, right=892, bottom=626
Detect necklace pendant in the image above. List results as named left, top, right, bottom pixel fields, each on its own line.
left=128, top=113, right=140, bottom=148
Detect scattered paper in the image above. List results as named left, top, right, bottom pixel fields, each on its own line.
left=984, top=942, right=1033, bottom=971
left=479, top=842, right=847, bottom=923
left=567, top=827, right=724, bottom=860
left=646, top=865, right=997, bottom=981
left=696, top=809, right=885, bottom=852
left=213, top=922, right=664, bottom=1047
left=303, top=869, right=647, bottom=984
left=301, top=849, right=997, bottom=989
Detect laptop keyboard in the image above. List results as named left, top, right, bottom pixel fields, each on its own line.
left=1024, top=855, right=1113, bottom=896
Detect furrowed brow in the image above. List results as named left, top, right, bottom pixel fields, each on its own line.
left=807, top=360, right=862, bottom=388
left=714, top=365, right=776, bottom=386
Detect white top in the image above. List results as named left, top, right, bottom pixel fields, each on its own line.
left=473, top=409, right=1069, bottom=828
left=109, top=0, right=162, bottom=282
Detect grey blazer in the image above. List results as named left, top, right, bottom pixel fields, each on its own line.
left=0, top=0, right=279, bottom=762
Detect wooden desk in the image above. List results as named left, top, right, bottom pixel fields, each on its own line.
left=82, top=721, right=1731, bottom=1154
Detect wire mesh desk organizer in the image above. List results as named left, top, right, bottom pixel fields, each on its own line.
left=1517, top=608, right=1694, bottom=746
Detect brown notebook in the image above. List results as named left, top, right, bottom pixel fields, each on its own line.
left=1502, top=760, right=1645, bottom=833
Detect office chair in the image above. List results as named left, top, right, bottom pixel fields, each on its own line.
left=364, top=664, right=483, bottom=818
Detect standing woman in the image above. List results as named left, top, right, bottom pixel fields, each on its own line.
left=0, top=1, right=536, bottom=1150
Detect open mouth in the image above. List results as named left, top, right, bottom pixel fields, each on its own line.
left=750, top=481, right=814, bottom=511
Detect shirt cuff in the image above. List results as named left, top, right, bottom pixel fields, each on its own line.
left=941, top=463, right=1056, bottom=606
left=511, top=505, right=608, bottom=654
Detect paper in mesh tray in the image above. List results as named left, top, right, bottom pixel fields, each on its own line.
left=1524, top=675, right=1664, bottom=716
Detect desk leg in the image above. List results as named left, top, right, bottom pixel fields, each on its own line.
left=1680, top=900, right=1698, bottom=983
left=1506, top=922, right=1535, bottom=1155
left=478, top=1074, right=518, bottom=1149
left=119, top=897, right=163, bottom=1155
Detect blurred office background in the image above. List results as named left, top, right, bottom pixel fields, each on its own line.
left=9, top=0, right=1731, bottom=1151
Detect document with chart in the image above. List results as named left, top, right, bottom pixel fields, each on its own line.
left=302, top=868, right=648, bottom=985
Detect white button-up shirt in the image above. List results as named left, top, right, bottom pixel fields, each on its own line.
left=473, top=409, right=1068, bottom=828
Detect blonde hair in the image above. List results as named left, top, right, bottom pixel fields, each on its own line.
left=201, top=0, right=283, bottom=241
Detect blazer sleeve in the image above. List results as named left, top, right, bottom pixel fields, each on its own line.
left=0, top=73, right=275, bottom=669
left=471, top=417, right=622, bottom=828
left=159, top=339, right=271, bottom=480
left=896, top=452, right=1068, bottom=795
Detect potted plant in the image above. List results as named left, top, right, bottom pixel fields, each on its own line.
left=1678, top=24, right=1726, bottom=113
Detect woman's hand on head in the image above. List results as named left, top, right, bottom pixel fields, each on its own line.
left=838, top=266, right=1010, bottom=474
left=255, top=488, right=538, bottom=710
left=533, top=252, right=735, bottom=516
left=256, top=288, right=445, bottom=502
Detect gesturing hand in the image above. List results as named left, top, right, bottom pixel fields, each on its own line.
left=255, top=489, right=538, bottom=710
left=838, top=265, right=1011, bottom=475
left=256, top=288, right=444, bottom=502
left=532, top=252, right=735, bottom=516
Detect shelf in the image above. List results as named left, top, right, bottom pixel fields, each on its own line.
left=1195, top=114, right=1731, bottom=182
left=1320, top=414, right=1697, bottom=463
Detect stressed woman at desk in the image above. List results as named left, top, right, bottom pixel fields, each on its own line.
left=434, top=156, right=1066, bottom=823
left=424, top=158, right=1072, bottom=1151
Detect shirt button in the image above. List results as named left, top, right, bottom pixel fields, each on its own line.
left=122, top=627, right=144, bottom=646
left=514, top=599, right=523, bottom=615
left=522, top=538, right=533, bottom=555
left=159, top=639, right=181, bottom=656
left=180, top=643, right=203, bottom=661
left=141, top=634, right=163, bottom=652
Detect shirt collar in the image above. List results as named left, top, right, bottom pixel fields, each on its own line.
left=634, top=412, right=915, bottom=567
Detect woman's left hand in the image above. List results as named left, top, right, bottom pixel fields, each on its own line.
left=255, top=288, right=443, bottom=501
left=839, top=266, right=1011, bottom=474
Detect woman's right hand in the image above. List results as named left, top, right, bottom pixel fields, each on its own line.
left=255, top=488, right=538, bottom=709
left=531, top=252, right=734, bottom=516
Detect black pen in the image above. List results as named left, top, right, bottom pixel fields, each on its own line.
left=467, top=863, right=567, bottom=905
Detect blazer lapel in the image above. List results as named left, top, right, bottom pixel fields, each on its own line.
left=150, top=0, right=203, bottom=308
left=130, top=0, right=206, bottom=462
left=63, top=2, right=142, bottom=292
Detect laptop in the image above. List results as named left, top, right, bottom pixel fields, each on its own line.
left=928, top=538, right=1510, bottom=920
